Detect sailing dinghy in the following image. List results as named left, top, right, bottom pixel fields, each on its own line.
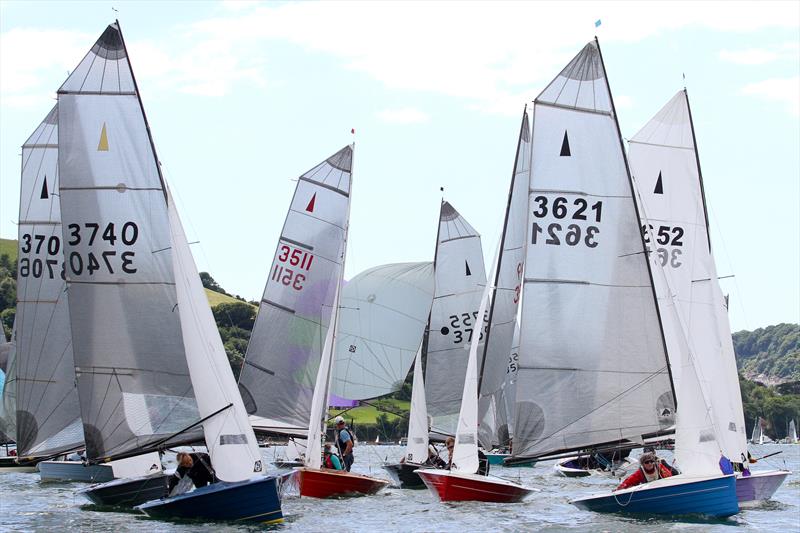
left=384, top=201, right=486, bottom=487
left=237, top=144, right=388, bottom=498
left=629, top=89, right=788, bottom=508
left=417, top=237, right=535, bottom=502
left=503, top=39, right=739, bottom=517
left=48, top=22, right=282, bottom=520
left=0, top=327, right=36, bottom=472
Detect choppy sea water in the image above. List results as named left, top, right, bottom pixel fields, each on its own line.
left=1, top=444, right=798, bottom=532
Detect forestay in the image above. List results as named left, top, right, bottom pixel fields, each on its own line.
left=58, top=24, right=201, bottom=461
left=425, top=202, right=487, bottom=437
left=239, top=146, right=352, bottom=437
left=331, top=262, right=434, bottom=401
left=478, top=109, right=531, bottom=449
left=514, top=41, right=674, bottom=460
left=15, top=105, right=84, bottom=458
left=629, top=90, right=747, bottom=464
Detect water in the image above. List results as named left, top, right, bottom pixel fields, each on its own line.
left=1, top=444, right=798, bottom=532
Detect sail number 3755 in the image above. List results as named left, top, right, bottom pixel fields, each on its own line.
left=530, top=196, right=602, bottom=248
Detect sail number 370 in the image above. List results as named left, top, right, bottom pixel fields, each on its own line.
left=272, top=244, right=314, bottom=291
left=530, top=196, right=602, bottom=248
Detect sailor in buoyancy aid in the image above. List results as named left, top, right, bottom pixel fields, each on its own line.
left=323, top=444, right=343, bottom=470
left=614, top=452, right=672, bottom=491
left=334, top=416, right=355, bottom=472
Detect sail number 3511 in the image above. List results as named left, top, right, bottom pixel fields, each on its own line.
left=530, top=196, right=602, bottom=248
left=272, top=244, right=314, bottom=291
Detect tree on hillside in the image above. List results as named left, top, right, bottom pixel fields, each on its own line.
left=212, top=302, right=256, bottom=331
left=200, top=272, right=228, bottom=295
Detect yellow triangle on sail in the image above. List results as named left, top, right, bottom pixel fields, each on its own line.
left=97, top=123, right=109, bottom=151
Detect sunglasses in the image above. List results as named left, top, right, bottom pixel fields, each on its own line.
left=642, top=460, right=655, bottom=465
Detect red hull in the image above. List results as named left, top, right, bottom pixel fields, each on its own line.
left=416, top=469, right=533, bottom=503
left=295, top=467, right=389, bottom=499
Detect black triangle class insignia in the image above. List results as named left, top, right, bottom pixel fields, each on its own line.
left=654, top=171, right=664, bottom=194
left=40, top=177, right=49, bottom=199
left=465, top=261, right=472, bottom=276
left=560, top=131, right=571, bottom=157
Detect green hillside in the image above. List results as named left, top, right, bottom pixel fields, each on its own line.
left=0, top=239, right=16, bottom=261
left=733, top=323, right=800, bottom=385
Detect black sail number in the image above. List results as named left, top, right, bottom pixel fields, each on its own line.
left=66, top=221, right=140, bottom=276
left=531, top=195, right=603, bottom=249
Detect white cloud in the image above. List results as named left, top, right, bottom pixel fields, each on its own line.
left=2, top=1, right=798, bottom=112
left=741, top=76, right=800, bottom=116
left=376, top=107, right=430, bottom=124
left=719, top=42, right=799, bottom=65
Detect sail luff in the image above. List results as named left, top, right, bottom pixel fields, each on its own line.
left=593, top=37, right=676, bottom=406
left=683, top=89, right=712, bottom=253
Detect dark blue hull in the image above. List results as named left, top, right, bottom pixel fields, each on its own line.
left=81, top=473, right=169, bottom=507
left=571, top=475, right=738, bottom=518
left=136, top=475, right=283, bottom=524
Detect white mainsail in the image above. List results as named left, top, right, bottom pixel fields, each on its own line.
left=58, top=23, right=203, bottom=461
left=629, top=90, right=747, bottom=465
left=331, top=261, right=434, bottom=401
left=513, top=40, right=674, bottom=460
left=477, top=108, right=531, bottom=449
left=789, top=420, right=797, bottom=444
left=14, top=105, right=84, bottom=458
left=426, top=202, right=487, bottom=437
left=238, top=146, right=353, bottom=437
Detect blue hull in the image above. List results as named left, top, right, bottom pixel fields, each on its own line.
left=486, top=454, right=536, bottom=467
left=38, top=460, right=115, bottom=483
left=136, top=476, right=283, bottom=524
left=571, top=475, right=738, bottom=518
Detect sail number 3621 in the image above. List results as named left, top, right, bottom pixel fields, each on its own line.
left=272, top=244, right=314, bottom=291
left=531, top=196, right=602, bottom=248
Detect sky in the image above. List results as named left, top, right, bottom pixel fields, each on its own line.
left=0, top=0, right=798, bottom=332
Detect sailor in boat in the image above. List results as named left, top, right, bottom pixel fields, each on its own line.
left=323, top=444, right=344, bottom=470
left=425, top=446, right=447, bottom=468
left=445, top=437, right=455, bottom=468
left=334, top=416, right=355, bottom=472
left=613, top=452, right=672, bottom=491
left=167, top=452, right=217, bottom=497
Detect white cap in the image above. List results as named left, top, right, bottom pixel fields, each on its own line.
left=334, top=416, right=345, bottom=425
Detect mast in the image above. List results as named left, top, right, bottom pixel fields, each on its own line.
left=594, top=37, right=677, bottom=407
left=683, top=89, right=713, bottom=252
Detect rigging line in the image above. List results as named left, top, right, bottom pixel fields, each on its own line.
left=77, top=37, right=100, bottom=93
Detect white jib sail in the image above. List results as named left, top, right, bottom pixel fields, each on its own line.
left=168, top=193, right=262, bottom=481
left=452, top=242, right=499, bottom=474
left=426, top=202, right=487, bottom=437
left=514, top=40, right=674, bottom=459
left=331, top=262, right=434, bottom=401
left=629, top=90, right=746, bottom=463
left=405, top=346, right=429, bottom=464
left=478, top=108, right=531, bottom=449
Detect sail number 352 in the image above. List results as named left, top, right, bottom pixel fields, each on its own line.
left=531, top=196, right=602, bottom=248
left=272, top=244, right=314, bottom=291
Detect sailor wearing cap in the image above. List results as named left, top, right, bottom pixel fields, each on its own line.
left=334, top=416, right=355, bottom=472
